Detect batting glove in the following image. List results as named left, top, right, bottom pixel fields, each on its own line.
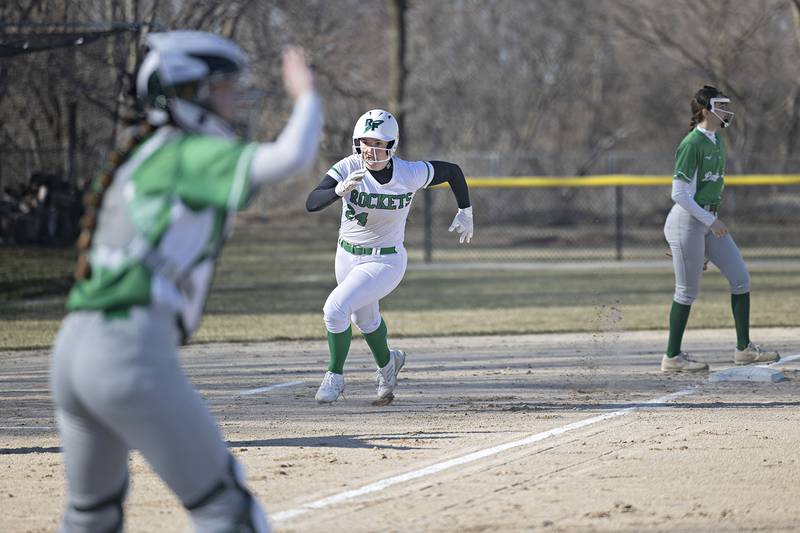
left=448, top=206, right=473, bottom=244
left=335, top=168, right=367, bottom=197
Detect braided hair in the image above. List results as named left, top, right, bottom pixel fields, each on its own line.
left=74, top=122, right=155, bottom=280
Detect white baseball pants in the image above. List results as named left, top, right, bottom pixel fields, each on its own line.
left=323, top=244, right=407, bottom=334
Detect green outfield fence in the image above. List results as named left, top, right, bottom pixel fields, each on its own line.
left=418, top=175, right=800, bottom=262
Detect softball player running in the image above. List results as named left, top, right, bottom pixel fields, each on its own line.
left=50, top=31, right=322, bottom=532
left=306, top=109, right=473, bottom=403
left=661, top=85, right=779, bottom=372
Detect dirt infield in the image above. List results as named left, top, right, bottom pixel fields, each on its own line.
left=2, top=328, right=799, bottom=532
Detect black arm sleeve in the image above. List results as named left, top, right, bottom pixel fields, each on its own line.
left=306, top=175, right=341, bottom=212
left=429, top=161, right=471, bottom=208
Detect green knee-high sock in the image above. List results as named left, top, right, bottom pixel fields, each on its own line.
left=327, top=326, right=352, bottom=374
left=363, top=318, right=390, bottom=368
left=731, top=292, right=750, bottom=350
left=666, top=301, right=692, bottom=357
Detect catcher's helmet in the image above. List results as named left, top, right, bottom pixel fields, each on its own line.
left=352, top=109, right=399, bottom=163
left=136, top=31, right=249, bottom=137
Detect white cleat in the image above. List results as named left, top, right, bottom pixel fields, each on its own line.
left=734, top=342, right=780, bottom=365
left=375, top=349, right=406, bottom=400
left=660, top=352, right=709, bottom=373
left=315, top=371, right=345, bottom=404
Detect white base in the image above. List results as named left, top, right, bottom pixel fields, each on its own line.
left=709, top=366, right=785, bottom=383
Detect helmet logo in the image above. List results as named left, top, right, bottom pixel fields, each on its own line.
left=364, top=118, right=384, bottom=132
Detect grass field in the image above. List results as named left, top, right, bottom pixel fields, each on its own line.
left=2, top=218, right=799, bottom=350
left=3, top=217, right=800, bottom=532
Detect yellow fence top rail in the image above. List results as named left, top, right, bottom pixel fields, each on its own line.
left=432, top=175, right=800, bottom=188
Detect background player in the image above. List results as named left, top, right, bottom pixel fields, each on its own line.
left=50, top=31, right=321, bottom=532
left=661, top=85, right=779, bottom=372
left=306, top=109, right=473, bottom=403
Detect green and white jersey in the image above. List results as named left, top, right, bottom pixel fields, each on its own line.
left=68, top=126, right=257, bottom=337
left=327, top=155, right=434, bottom=247
left=673, top=127, right=726, bottom=207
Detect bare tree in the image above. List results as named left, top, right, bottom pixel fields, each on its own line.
left=386, top=0, right=407, bottom=133
left=612, top=0, right=795, bottom=172
left=2, top=0, right=799, bottom=205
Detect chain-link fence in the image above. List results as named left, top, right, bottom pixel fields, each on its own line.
left=3, top=23, right=799, bottom=261
left=403, top=152, right=800, bottom=262
left=410, top=181, right=800, bottom=262
left=0, top=22, right=145, bottom=245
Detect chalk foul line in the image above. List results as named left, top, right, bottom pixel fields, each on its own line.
left=272, top=388, right=697, bottom=523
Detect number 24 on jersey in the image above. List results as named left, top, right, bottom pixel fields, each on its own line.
left=345, top=204, right=368, bottom=227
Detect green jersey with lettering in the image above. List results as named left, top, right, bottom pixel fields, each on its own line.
left=67, top=126, right=256, bottom=336
left=673, top=128, right=726, bottom=206
left=327, top=155, right=434, bottom=247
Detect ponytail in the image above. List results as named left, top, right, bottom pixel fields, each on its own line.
left=688, top=99, right=705, bottom=132
left=74, top=122, right=155, bottom=280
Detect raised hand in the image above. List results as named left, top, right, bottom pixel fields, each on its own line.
left=282, top=46, right=314, bottom=101
left=335, top=168, right=367, bottom=197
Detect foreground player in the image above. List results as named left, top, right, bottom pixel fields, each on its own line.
left=661, top=85, right=779, bottom=372
left=50, top=31, right=321, bottom=532
left=306, top=109, right=473, bottom=403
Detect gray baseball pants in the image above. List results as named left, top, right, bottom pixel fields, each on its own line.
left=50, top=307, right=254, bottom=532
left=664, top=204, right=750, bottom=305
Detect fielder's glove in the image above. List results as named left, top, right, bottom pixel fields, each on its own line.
left=335, top=168, right=367, bottom=197
left=448, top=206, right=473, bottom=244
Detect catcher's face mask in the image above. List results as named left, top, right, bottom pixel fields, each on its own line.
left=709, top=97, right=734, bottom=128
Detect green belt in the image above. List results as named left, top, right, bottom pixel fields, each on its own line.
left=103, top=308, right=131, bottom=321
left=339, top=238, right=397, bottom=256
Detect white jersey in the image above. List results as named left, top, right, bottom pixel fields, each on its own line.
left=327, top=155, right=434, bottom=247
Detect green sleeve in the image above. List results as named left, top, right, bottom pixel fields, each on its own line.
left=176, top=136, right=257, bottom=211
left=673, top=142, right=698, bottom=183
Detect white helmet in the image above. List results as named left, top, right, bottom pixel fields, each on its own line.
left=352, top=109, right=399, bottom=164
left=136, top=31, right=249, bottom=137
